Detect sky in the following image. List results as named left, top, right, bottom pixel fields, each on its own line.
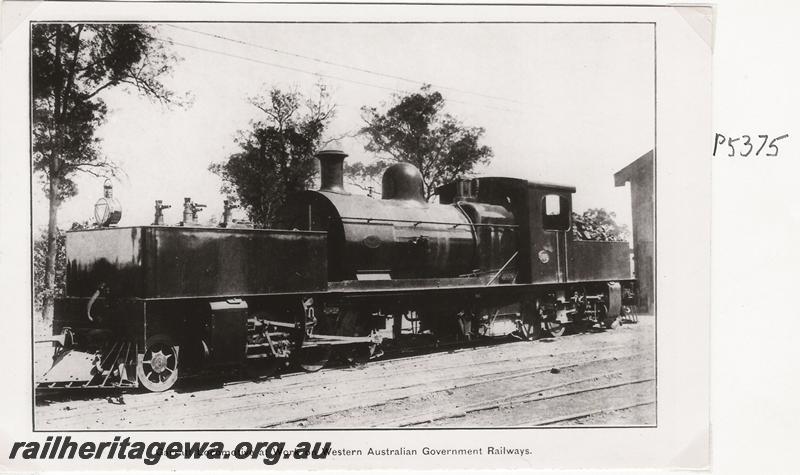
left=33, top=22, right=654, bottom=231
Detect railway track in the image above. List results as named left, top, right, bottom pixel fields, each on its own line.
left=384, top=371, right=654, bottom=427
left=274, top=357, right=654, bottom=428
left=35, top=316, right=655, bottom=430
left=259, top=353, right=650, bottom=428
left=36, top=334, right=634, bottom=407
left=37, top=345, right=648, bottom=428
left=529, top=400, right=656, bottom=426
left=35, top=335, right=637, bottom=407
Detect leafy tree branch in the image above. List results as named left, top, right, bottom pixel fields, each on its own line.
left=358, top=85, right=493, bottom=200
left=32, top=23, right=183, bottom=320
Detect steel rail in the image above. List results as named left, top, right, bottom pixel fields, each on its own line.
left=528, top=399, right=657, bottom=427
left=387, top=370, right=654, bottom=427
left=257, top=353, right=650, bottom=428
left=233, top=342, right=640, bottom=395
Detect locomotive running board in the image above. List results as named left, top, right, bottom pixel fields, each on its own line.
left=37, top=342, right=139, bottom=390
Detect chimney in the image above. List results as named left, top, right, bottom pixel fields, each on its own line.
left=316, top=148, right=348, bottom=193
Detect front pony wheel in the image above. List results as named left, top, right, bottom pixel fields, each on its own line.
left=137, top=334, right=179, bottom=392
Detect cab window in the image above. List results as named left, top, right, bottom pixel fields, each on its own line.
left=542, top=194, right=570, bottom=230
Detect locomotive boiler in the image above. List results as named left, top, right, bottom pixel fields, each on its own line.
left=282, top=150, right=517, bottom=282
left=38, top=148, right=636, bottom=392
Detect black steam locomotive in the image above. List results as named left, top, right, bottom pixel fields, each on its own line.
left=39, top=149, right=635, bottom=392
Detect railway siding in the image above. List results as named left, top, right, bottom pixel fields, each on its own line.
left=35, top=316, right=655, bottom=430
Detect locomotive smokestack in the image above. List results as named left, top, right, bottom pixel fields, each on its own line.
left=316, top=148, right=348, bottom=194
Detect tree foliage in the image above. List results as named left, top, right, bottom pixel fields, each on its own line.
left=32, top=23, right=182, bottom=320
left=33, top=222, right=90, bottom=313
left=209, top=85, right=335, bottom=227
left=358, top=85, right=493, bottom=200
left=32, top=23, right=181, bottom=196
left=572, top=208, right=630, bottom=241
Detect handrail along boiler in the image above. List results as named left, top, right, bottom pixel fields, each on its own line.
left=39, top=149, right=636, bottom=392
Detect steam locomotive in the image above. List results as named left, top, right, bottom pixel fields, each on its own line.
left=38, top=149, right=635, bottom=392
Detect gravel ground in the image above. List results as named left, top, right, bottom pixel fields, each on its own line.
left=35, top=315, right=655, bottom=430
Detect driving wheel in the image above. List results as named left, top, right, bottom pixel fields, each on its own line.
left=137, top=334, right=179, bottom=392
left=543, top=320, right=567, bottom=337
left=600, top=304, right=620, bottom=329
left=298, top=345, right=332, bottom=372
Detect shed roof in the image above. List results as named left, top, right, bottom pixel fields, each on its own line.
left=614, top=150, right=654, bottom=187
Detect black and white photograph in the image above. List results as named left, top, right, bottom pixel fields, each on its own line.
left=1, top=1, right=720, bottom=471
left=30, top=19, right=656, bottom=431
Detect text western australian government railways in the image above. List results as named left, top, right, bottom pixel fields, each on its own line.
left=329, top=446, right=533, bottom=457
